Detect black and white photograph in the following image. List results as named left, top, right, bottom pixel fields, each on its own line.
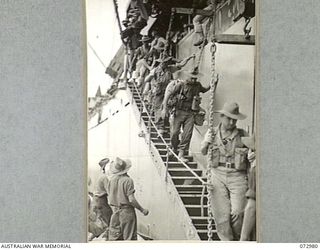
left=87, top=0, right=256, bottom=241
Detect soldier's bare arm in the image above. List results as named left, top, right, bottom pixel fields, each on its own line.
left=128, top=193, right=149, bottom=216
left=173, top=54, right=195, bottom=71
left=201, top=130, right=212, bottom=155
left=161, top=81, right=182, bottom=118
left=144, top=69, right=155, bottom=82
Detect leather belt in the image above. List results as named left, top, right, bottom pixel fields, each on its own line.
left=177, top=106, right=192, bottom=112
left=110, top=204, right=133, bottom=210
left=219, top=162, right=235, bottom=168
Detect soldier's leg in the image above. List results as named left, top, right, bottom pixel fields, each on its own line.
left=108, top=210, right=122, bottom=240
left=228, top=172, right=248, bottom=240
left=240, top=198, right=256, bottom=241
left=154, top=109, right=164, bottom=130
left=209, top=171, right=234, bottom=241
left=153, top=96, right=165, bottom=133
left=101, top=204, right=113, bottom=226
left=192, top=4, right=213, bottom=46
left=178, top=112, right=194, bottom=153
left=170, top=111, right=184, bottom=151
left=120, top=208, right=137, bottom=240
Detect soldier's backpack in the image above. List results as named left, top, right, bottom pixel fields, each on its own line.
left=194, top=107, right=206, bottom=126
left=165, top=79, right=184, bottom=112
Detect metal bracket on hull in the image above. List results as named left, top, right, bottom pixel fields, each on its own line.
left=215, top=34, right=255, bottom=45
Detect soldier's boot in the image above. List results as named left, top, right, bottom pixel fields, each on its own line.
left=101, top=228, right=109, bottom=241
left=157, top=128, right=165, bottom=138
left=168, top=147, right=177, bottom=159
left=178, top=150, right=189, bottom=163
left=194, top=32, right=205, bottom=46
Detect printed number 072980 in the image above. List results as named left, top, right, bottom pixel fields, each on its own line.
left=300, top=244, right=318, bottom=248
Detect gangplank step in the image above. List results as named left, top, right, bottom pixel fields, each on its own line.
left=179, top=194, right=208, bottom=204
left=173, top=179, right=205, bottom=187
left=150, top=126, right=170, bottom=133
left=153, top=143, right=169, bottom=149
left=185, top=205, right=208, bottom=208
left=197, top=229, right=217, bottom=233
left=175, top=185, right=206, bottom=194
left=190, top=216, right=210, bottom=223
left=152, top=138, right=171, bottom=144
left=194, top=224, right=209, bottom=230
left=167, top=162, right=198, bottom=168
left=150, top=132, right=170, bottom=139
left=161, top=155, right=193, bottom=162
left=172, top=176, right=207, bottom=180
left=168, top=169, right=203, bottom=177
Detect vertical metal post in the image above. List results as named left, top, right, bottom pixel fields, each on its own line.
left=148, top=117, right=151, bottom=150
left=165, top=147, right=169, bottom=182
left=200, top=186, right=205, bottom=217
left=139, top=107, right=142, bottom=126
left=252, top=44, right=256, bottom=134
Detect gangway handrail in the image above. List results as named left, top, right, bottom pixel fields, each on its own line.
left=129, top=80, right=209, bottom=219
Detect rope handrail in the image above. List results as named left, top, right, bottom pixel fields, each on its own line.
left=130, top=80, right=207, bottom=186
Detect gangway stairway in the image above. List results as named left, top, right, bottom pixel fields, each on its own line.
left=127, top=82, right=219, bottom=241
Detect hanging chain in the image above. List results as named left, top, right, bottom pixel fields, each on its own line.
left=244, top=17, right=252, bottom=40
left=194, top=15, right=212, bottom=72
left=206, top=170, right=213, bottom=240
left=163, top=8, right=176, bottom=57
left=206, top=41, right=218, bottom=241
left=112, top=0, right=125, bottom=44
left=112, top=0, right=130, bottom=87
left=206, top=0, right=219, bottom=241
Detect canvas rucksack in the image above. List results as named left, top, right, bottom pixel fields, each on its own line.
left=165, top=79, right=184, bottom=111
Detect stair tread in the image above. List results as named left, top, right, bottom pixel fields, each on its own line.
left=167, top=162, right=198, bottom=165
left=162, top=156, right=194, bottom=161
left=197, top=229, right=217, bottom=233
left=194, top=223, right=209, bottom=227
left=191, top=216, right=210, bottom=219
left=178, top=192, right=207, bottom=195
left=185, top=205, right=208, bottom=208
left=152, top=136, right=170, bottom=140
left=151, top=132, right=170, bottom=135
left=179, top=194, right=206, bottom=197
left=175, top=185, right=205, bottom=187
left=172, top=176, right=207, bottom=179
left=151, top=126, right=170, bottom=130
left=153, top=142, right=171, bottom=146
left=168, top=168, right=202, bottom=172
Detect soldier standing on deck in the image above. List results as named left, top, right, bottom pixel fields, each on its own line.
left=107, top=157, right=149, bottom=240
left=201, top=102, right=249, bottom=241
left=89, top=158, right=113, bottom=241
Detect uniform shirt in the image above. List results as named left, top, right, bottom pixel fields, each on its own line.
left=202, top=124, right=249, bottom=172
left=135, top=45, right=150, bottom=60
left=167, top=80, right=209, bottom=111
left=150, top=36, right=166, bottom=48
left=95, top=175, right=109, bottom=197
left=107, top=174, right=135, bottom=207
left=149, top=66, right=175, bottom=96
